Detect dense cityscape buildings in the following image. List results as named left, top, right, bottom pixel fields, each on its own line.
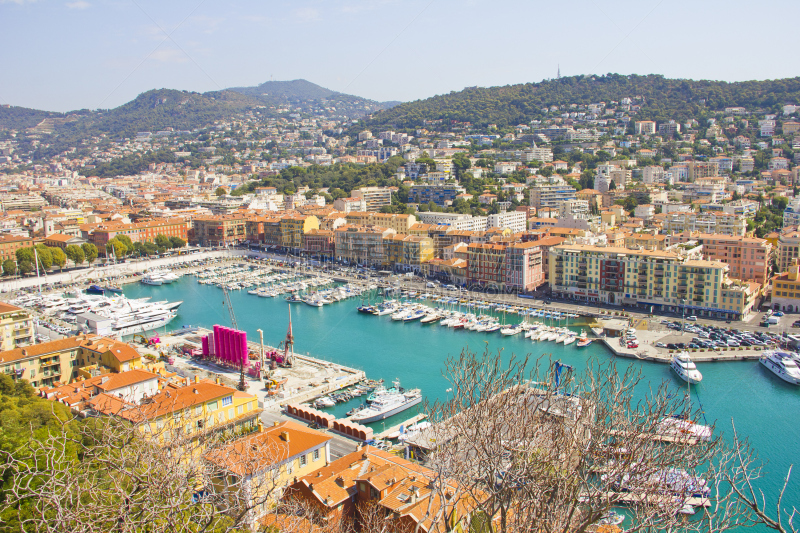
left=3, top=72, right=800, bottom=531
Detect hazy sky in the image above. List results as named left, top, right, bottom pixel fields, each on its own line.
left=1, top=0, right=798, bottom=112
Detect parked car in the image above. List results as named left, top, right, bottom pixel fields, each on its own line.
left=627, top=342, right=639, bottom=349
left=686, top=316, right=698, bottom=321
left=656, top=342, right=666, bottom=348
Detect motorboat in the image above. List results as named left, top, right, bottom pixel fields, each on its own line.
left=86, top=285, right=105, bottom=295
left=671, top=352, right=703, bottom=384
left=577, top=330, right=592, bottom=347
left=563, top=333, right=577, bottom=345
left=313, top=397, right=335, bottom=408
left=656, top=416, right=713, bottom=442
left=403, top=308, right=426, bottom=322
left=357, top=304, right=376, bottom=313
left=760, top=351, right=800, bottom=385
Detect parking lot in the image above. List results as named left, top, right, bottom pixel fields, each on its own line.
left=657, top=318, right=786, bottom=351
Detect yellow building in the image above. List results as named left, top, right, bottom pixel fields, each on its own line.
left=344, top=212, right=417, bottom=233
left=772, top=258, right=800, bottom=312
left=279, top=215, right=319, bottom=251
left=777, top=228, right=800, bottom=273
left=117, top=376, right=261, bottom=447
left=0, top=302, right=34, bottom=351
left=382, top=234, right=434, bottom=271
left=0, top=334, right=144, bottom=389
left=204, top=420, right=332, bottom=527
left=549, top=244, right=752, bottom=319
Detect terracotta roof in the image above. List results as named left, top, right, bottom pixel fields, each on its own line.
left=94, top=369, right=159, bottom=392
left=0, top=335, right=84, bottom=365
left=205, top=420, right=330, bottom=476
left=119, top=380, right=254, bottom=422
left=0, top=301, right=25, bottom=315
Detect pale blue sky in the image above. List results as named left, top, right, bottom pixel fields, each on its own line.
left=1, top=0, right=798, bottom=112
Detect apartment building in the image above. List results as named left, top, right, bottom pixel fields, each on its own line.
left=334, top=225, right=396, bottom=266
left=467, top=243, right=507, bottom=288
left=0, top=193, right=47, bottom=211
left=89, top=219, right=189, bottom=253
left=382, top=234, right=434, bottom=271
left=192, top=216, right=246, bottom=247
left=302, top=229, right=335, bottom=258
left=279, top=214, right=319, bottom=252
left=777, top=228, right=800, bottom=273
left=783, top=199, right=800, bottom=227
left=205, top=420, right=331, bottom=527
left=408, top=184, right=464, bottom=206
left=528, top=179, right=578, bottom=210
left=416, top=212, right=487, bottom=231
left=332, top=196, right=367, bottom=213
left=772, top=258, right=800, bottom=312
left=549, top=244, right=753, bottom=319
left=343, top=212, right=416, bottom=233
left=670, top=231, right=771, bottom=284
left=663, top=212, right=747, bottom=237
left=686, top=161, right=719, bottom=180
left=351, top=186, right=392, bottom=212
left=0, top=302, right=34, bottom=351
left=0, top=235, right=33, bottom=263
left=635, top=120, right=656, bottom=135
left=504, top=241, right=545, bottom=291
left=699, top=199, right=759, bottom=218
left=487, top=211, right=526, bottom=234
left=0, top=334, right=143, bottom=389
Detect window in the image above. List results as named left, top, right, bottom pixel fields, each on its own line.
left=299, top=454, right=307, bottom=467
left=228, top=408, right=234, bottom=420
left=313, top=449, right=320, bottom=461
left=221, top=396, right=233, bottom=407
left=207, top=401, right=218, bottom=412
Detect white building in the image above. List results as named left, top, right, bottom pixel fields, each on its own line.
left=416, top=212, right=488, bottom=231
left=487, top=211, right=526, bottom=234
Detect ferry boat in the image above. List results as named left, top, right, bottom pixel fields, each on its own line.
left=760, top=351, right=800, bottom=385
left=576, top=330, right=592, bottom=347
left=671, top=352, right=703, bottom=384
left=351, top=381, right=422, bottom=424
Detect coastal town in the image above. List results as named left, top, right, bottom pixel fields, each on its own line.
left=2, top=83, right=800, bottom=531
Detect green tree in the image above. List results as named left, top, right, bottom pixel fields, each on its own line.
left=64, top=244, right=85, bottom=266
left=15, top=248, right=33, bottom=265
left=154, top=234, right=171, bottom=249
left=49, top=247, right=67, bottom=271
left=33, top=245, right=53, bottom=270
left=143, top=242, right=158, bottom=256
left=105, top=238, right=127, bottom=259
left=116, top=235, right=134, bottom=250
left=17, top=260, right=33, bottom=275
left=452, top=153, right=472, bottom=181
left=214, top=186, right=226, bottom=197
left=81, top=242, right=98, bottom=264
left=2, top=259, right=16, bottom=276
left=168, top=236, right=186, bottom=249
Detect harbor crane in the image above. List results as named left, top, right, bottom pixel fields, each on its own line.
left=222, top=287, right=248, bottom=391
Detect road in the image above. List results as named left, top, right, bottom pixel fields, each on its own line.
left=260, top=409, right=359, bottom=460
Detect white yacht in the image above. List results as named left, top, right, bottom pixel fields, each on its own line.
left=350, top=382, right=422, bottom=424
left=500, top=324, right=524, bottom=336
left=671, top=352, right=703, bottom=384
left=141, top=274, right=163, bottom=286
left=760, top=351, right=800, bottom=385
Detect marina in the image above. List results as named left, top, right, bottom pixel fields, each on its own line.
left=4, top=257, right=799, bottom=510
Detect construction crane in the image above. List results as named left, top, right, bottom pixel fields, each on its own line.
left=222, top=287, right=247, bottom=391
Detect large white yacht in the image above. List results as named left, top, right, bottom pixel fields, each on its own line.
left=760, top=351, right=800, bottom=385
left=350, top=381, right=422, bottom=424
left=670, top=352, right=703, bottom=384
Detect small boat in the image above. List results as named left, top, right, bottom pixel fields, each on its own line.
left=105, top=286, right=123, bottom=294
left=286, top=294, right=304, bottom=303
left=141, top=275, right=163, bottom=286
left=576, top=329, right=592, bottom=347
left=671, top=352, right=703, bottom=384
left=597, top=510, right=624, bottom=526
left=86, top=285, right=105, bottom=295
left=500, top=324, right=523, bottom=336
left=357, top=304, right=375, bottom=313
left=313, top=397, right=335, bottom=408
left=563, top=334, right=577, bottom=346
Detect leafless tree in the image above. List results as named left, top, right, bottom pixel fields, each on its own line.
left=419, top=347, right=775, bottom=533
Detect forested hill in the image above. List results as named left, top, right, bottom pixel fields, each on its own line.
left=357, top=74, right=800, bottom=131
left=228, top=79, right=398, bottom=115
left=0, top=80, right=399, bottom=139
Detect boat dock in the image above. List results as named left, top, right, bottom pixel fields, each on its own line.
left=598, top=336, right=764, bottom=363
left=605, top=428, right=702, bottom=446
left=592, top=491, right=710, bottom=508
left=374, top=413, right=428, bottom=439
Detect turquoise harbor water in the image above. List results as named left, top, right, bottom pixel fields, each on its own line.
left=123, top=278, right=800, bottom=513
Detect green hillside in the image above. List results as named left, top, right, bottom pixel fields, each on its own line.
left=358, top=74, right=800, bottom=131
left=229, top=79, right=339, bottom=100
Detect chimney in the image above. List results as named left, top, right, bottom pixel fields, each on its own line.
left=273, top=421, right=280, bottom=426
left=257, top=420, right=264, bottom=432
left=185, top=377, right=190, bottom=386
left=280, top=431, right=290, bottom=442
left=194, top=375, right=199, bottom=383
left=215, top=377, right=220, bottom=384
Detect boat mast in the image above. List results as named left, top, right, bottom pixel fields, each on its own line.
left=33, top=247, right=42, bottom=297
left=284, top=305, right=294, bottom=366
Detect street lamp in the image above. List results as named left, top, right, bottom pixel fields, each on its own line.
left=682, top=298, right=686, bottom=333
